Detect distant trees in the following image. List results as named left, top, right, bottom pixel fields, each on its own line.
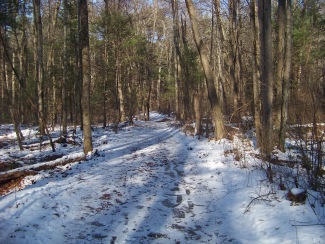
left=0, top=0, right=323, bottom=156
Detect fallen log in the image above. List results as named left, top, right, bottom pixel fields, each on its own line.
left=0, top=155, right=85, bottom=197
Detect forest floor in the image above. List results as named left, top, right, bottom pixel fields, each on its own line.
left=0, top=112, right=324, bottom=243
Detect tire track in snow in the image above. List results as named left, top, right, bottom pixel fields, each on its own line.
left=0, top=119, right=237, bottom=244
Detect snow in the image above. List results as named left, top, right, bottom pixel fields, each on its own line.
left=0, top=112, right=324, bottom=243
left=291, top=188, right=306, bottom=195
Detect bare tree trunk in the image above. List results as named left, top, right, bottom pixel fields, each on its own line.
left=228, top=0, right=237, bottom=117
left=47, top=0, right=61, bottom=130
left=258, top=0, right=274, bottom=158
left=237, top=7, right=244, bottom=112
left=151, top=0, right=158, bottom=43
left=180, top=15, right=190, bottom=121
left=33, top=0, right=45, bottom=135
left=74, top=26, right=82, bottom=132
left=78, top=0, right=93, bottom=154
left=275, top=0, right=285, bottom=148
left=0, top=47, right=4, bottom=122
left=19, top=0, right=28, bottom=124
left=186, top=0, right=225, bottom=140
left=103, top=0, right=109, bottom=127
left=214, top=0, right=226, bottom=112
left=171, top=0, right=182, bottom=119
left=228, top=0, right=244, bottom=120
left=145, top=66, right=152, bottom=121
left=62, top=0, right=68, bottom=136
left=11, top=52, right=16, bottom=105
left=157, top=64, right=162, bottom=111
left=46, top=0, right=61, bottom=68
left=210, top=3, right=214, bottom=69
left=250, top=0, right=262, bottom=147
left=102, top=43, right=108, bottom=127
left=116, top=52, right=126, bottom=122
left=2, top=45, right=23, bottom=150
left=33, top=24, right=37, bottom=124
left=194, top=93, right=201, bottom=136
left=278, top=0, right=292, bottom=151
left=127, top=65, right=135, bottom=124
left=75, top=0, right=83, bottom=131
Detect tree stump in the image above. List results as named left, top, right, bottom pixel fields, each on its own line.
left=287, top=188, right=307, bottom=205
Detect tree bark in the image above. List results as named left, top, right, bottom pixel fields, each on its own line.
left=33, top=0, right=45, bottom=135
left=180, top=15, right=190, bottom=121
left=62, top=0, right=68, bottom=136
left=186, top=0, right=225, bottom=140
left=194, top=93, right=201, bottom=136
left=250, top=0, right=262, bottom=148
left=171, top=0, right=182, bottom=120
left=75, top=19, right=82, bottom=132
left=258, top=0, right=273, bottom=157
left=19, top=0, right=28, bottom=124
left=116, top=52, right=126, bottom=122
left=275, top=0, right=285, bottom=148
left=228, top=0, right=237, bottom=117
left=103, top=0, right=109, bottom=127
left=278, top=0, right=292, bottom=151
left=47, top=0, right=61, bottom=130
left=145, top=65, right=152, bottom=121
left=78, top=0, right=93, bottom=154
left=214, top=0, right=226, bottom=112
left=157, top=65, right=162, bottom=111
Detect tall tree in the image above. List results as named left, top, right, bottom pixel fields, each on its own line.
left=277, top=0, right=292, bottom=151
left=186, top=0, right=225, bottom=140
left=178, top=14, right=189, bottom=121
left=250, top=0, right=262, bottom=148
left=62, top=0, right=68, bottom=136
left=275, top=0, right=286, bottom=138
left=193, top=93, right=201, bottom=136
left=19, top=0, right=28, bottom=124
left=258, top=0, right=273, bottom=158
left=78, top=0, right=93, bottom=154
left=228, top=0, right=239, bottom=116
left=171, top=0, right=182, bottom=119
left=213, top=0, right=227, bottom=112
left=46, top=0, right=61, bottom=129
left=279, top=0, right=292, bottom=151
left=103, top=0, right=110, bottom=127
left=33, top=0, right=45, bottom=135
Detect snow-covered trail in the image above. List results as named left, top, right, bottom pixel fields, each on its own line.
left=0, top=114, right=323, bottom=243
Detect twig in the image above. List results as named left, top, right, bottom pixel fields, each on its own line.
left=244, top=192, right=274, bottom=214
left=306, top=192, right=325, bottom=228
left=229, top=99, right=252, bottom=124
left=15, top=186, right=18, bottom=208
left=291, top=223, right=325, bottom=227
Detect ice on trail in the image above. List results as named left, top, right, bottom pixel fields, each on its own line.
left=0, top=113, right=323, bottom=243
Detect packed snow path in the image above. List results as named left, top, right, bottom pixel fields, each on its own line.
left=0, top=113, right=323, bottom=243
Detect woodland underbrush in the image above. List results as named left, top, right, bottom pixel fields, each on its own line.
left=183, top=115, right=325, bottom=223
